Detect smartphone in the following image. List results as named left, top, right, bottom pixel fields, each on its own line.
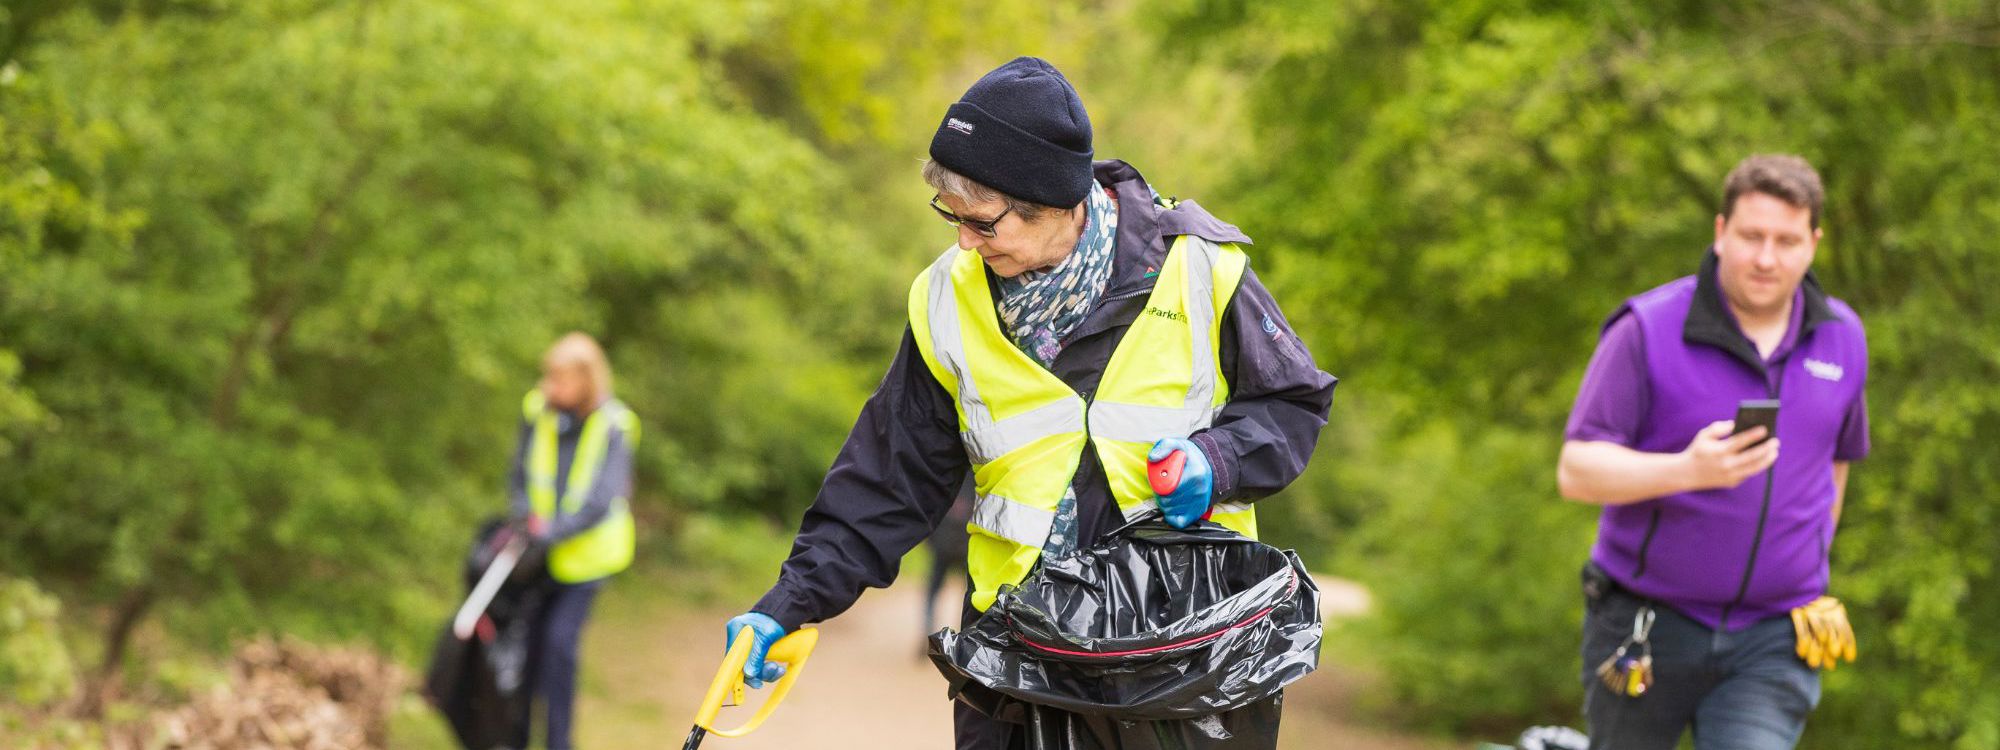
left=1732, top=399, right=1780, bottom=447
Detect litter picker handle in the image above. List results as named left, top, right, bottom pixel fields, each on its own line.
left=687, top=626, right=819, bottom=743
left=1148, top=449, right=1187, bottom=496
left=1146, top=448, right=1215, bottom=523
left=452, top=533, right=527, bottom=640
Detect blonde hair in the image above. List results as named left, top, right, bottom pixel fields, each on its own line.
left=543, top=331, right=614, bottom=406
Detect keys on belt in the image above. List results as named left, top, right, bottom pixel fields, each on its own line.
left=1596, top=605, right=1656, bottom=698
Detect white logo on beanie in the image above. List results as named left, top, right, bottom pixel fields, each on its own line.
left=947, top=117, right=975, bottom=135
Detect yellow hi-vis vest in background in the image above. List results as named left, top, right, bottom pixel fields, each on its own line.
left=909, top=235, right=1257, bottom=611
left=523, top=390, right=640, bottom=584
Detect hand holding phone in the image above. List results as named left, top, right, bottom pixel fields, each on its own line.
left=1732, top=399, right=1780, bottom=448
left=1682, top=400, right=1781, bottom=490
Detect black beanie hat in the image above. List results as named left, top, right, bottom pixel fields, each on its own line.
left=929, top=56, right=1094, bottom=209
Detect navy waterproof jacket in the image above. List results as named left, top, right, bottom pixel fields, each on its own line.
left=753, top=160, right=1338, bottom=632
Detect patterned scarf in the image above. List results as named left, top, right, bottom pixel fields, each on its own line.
left=994, top=180, right=1118, bottom=368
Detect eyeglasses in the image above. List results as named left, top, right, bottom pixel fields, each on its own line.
left=930, top=194, right=1012, bottom=238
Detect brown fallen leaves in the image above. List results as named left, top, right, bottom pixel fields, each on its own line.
left=109, top=638, right=409, bottom=750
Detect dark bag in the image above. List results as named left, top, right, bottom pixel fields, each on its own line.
left=927, top=514, right=1322, bottom=749
left=423, top=518, right=550, bottom=750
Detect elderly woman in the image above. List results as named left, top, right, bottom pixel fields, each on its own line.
left=724, top=57, right=1335, bottom=748
left=507, top=332, right=638, bottom=750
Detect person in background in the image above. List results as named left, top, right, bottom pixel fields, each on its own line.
left=507, top=332, right=640, bottom=750
left=1557, top=154, right=1869, bottom=750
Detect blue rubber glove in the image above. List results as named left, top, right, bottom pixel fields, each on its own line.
left=723, top=612, right=788, bottom=688
left=1148, top=437, right=1214, bottom=529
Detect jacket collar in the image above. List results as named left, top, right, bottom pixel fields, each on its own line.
left=1095, top=160, right=1251, bottom=300
left=1018, top=161, right=1251, bottom=350
left=1684, top=247, right=1838, bottom=373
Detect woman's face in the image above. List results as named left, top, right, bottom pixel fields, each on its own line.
left=539, top=362, right=592, bottom=412
left=938, top=193, right=1082, bottom=278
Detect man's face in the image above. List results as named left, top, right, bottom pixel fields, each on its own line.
left=938, top=193, right=1078, bottom=279
left=1713, top=191, right=1820, bottom=318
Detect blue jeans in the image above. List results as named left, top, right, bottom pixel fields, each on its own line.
left=1581, top=584, right=1820, bottom=750
left=514, top=579, right=601, bottom=750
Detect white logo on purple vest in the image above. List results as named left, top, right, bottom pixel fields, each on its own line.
left=947, top=117, right=976, bottom=135
left=1804, top=358, right=1845, bottom=382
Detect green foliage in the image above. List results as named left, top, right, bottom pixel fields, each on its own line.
left=1171, top=1, right=2000, bottom=745
left=647, top=512, right=816, bottom=608
left=1322, top=420, right=1598, bottom=732
left=0, top=0, right=922, bottom=663
left=0, top=0, right=1166, bottom=673
left=0, top=577, right=76, bottom=709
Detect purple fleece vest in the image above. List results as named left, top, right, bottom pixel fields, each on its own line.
left=1590, top=274, right=1867, bottom=631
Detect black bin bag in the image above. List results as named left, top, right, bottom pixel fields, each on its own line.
left=928, top=515, right=1322, bottom=749
left=423, top=519, right=549, bottom=750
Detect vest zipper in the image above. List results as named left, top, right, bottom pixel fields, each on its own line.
left=1819, top=529, right=1831, bottom=591
left=1630, top=507, right=1663, bottom=579
left=1720, top=363, right=1790, bottom=629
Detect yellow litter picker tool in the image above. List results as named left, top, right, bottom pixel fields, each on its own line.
left=682, top=627, right=819, bottom=749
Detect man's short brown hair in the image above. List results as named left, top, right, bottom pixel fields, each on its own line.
left=1722, top=154, right=1825, bottom=230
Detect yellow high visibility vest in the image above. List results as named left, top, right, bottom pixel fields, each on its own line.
left=908, top=235, right=1256, bottom=611
left=523, top=390, right=640, bottom=583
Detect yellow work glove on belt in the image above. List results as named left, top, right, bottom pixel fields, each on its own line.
left=1791, top=595, right=1857, bottom=670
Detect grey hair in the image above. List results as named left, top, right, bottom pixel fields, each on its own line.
left=921, top=159, right=1059, bottom=222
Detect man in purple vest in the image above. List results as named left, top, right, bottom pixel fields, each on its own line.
left=1557, top=154, right=1870, bottom=750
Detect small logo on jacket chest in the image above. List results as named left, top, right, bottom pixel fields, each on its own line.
left=1142, top=306, right=1186, bottom=322
left=1804, top=358, right=1845, bottom=382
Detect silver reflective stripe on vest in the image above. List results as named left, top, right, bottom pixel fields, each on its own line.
left=598, top=402, right=629, bottom=429
left=972, top=493, right=1058, bottom=547
left=925, top=250, right=994, bottom=433
left=1088, top=401, right=1224, bottom=445
left=1086, top=237, right=1229, bottom=446
left=1181, top=237, right=1222, bottom=411
left=963, top=399, right=1086, bottom=465
left=926, top=249, right=1088, bottom=466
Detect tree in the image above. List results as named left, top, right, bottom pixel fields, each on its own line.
left=1161, top=0, right=2000, bottom=744
left=0, top=0, right=890, bottom=695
